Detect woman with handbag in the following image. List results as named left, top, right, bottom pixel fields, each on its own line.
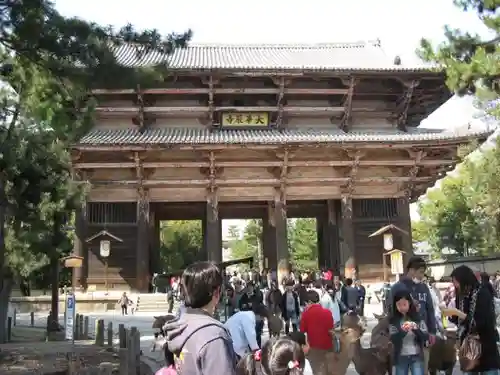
left=448, top=265, right=500, bottom=375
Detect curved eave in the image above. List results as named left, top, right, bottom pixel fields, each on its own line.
left=71, top=128, right=493, bottom=151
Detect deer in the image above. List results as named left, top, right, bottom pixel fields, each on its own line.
left=151, top=314, right=177, bottom=352
left=345, top=312, right=393, bottom=375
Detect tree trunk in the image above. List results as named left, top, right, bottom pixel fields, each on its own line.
left=0, top=278, right=13, bottom=343
left=0, top=175, right=13, bottom=343
left=50, top=256, right=59, bottom=330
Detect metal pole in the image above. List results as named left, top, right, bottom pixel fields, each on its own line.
left=72, top=268, right=75, bottom=347
left=105, top=258, right=109, bottom=295
left=383, top=252, right=387, bottom=282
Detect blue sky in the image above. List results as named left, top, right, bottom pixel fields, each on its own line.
left=54, top=0, right=493, bottom=236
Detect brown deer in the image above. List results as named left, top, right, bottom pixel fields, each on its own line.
left=348, top=313, right=393, bottom=375
left=151, top=314, right=176, bottom=352
left=428, top=329, right=457, bottom=375
left=267, top=312, right=283, bottom=338
left=328, top=317, right=362, bottom=375
left=324, top=312, right=376, bottom=375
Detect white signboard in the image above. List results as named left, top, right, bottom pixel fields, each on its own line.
left=100, top=240, right=110, bottom=258
left=65, top=294, right=75, bottom=340
left=390, top=251, right=404, bottom=275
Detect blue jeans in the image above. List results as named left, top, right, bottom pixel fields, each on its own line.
left=394, top=355, right=424, bottom=375
left=464, top=371, right=500, bottom=375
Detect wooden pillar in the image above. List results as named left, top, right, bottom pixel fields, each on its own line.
left=205, top=198, right=222, bottom=263
left=341, top=195, right=356, bottom=279
left=316, top=218, right=326, bottom=269
left=326, top=200, right=340, bottom=275
left=149, top=209, right=161, bottom=274
left=272, top=190, right=289, bottom=287
left=73, top=202, right=87, bottom=289
left=397, top=196, right=413, bottom=261
left=136, top=188, right=150, bottom=292
left=262, top=213, right=277, bottom=271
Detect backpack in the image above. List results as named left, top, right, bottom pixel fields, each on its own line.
left=494, top=297, right=500, bottom=326
left=155, top=321, right=228, bottom=375
left=155, top=366, right=177, bottom=375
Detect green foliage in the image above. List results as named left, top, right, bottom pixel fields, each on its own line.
left=416, top=171, right=481, bottom=256
left=159, top=221, right=203, bottom=271
left=288, top=218, right=318, bottom=271
left=227, top=220, right=262, bottom=270
left=227, top=219, right=318, bottom=272
left=419, top=0, right=499, bottom=117
left=415, top=138, right=500, bottom=257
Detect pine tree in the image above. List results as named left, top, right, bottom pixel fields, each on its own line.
left=0, top=1, right=191, bottom=342
left=419, top=0, right=499, bottom=117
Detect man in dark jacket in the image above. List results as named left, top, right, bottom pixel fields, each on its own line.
left=238, top=282, right=264, bottom=346
left=281, top=279, right=300, bottom=334
left=355, top=279, right=366, bottom=316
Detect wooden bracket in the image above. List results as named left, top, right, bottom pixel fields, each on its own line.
left=132, top=84, right=155, bottom=130
left=267, top=201, right=275, bottom=227
left=272, top=77, right=290, bottom=128
left=208, top=76, right=215, bottom=126
left=403, top=150, right=426, bottom=197
left=339, top=77, right=357, bottom=132
left=344, top=150, right=365, bottom=196
left=206, top=151, right=219, bottom=219
left=340, top=193, right=353, bottom=220
left=394, top=80, right=420, bottom=131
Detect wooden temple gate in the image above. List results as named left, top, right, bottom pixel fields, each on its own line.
left=70, top=42, right=490, bottom=291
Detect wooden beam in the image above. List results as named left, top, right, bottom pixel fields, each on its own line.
left=73, top=158, right=456, bottom=170
left=73, top=141, right=467, bottom=152
left=89, top=175, right=436, bottom=187
left=340, top=77, right=357, bottom=132
left=394, top=80, right=420, bottom=131
left=93, top=87, right=350, bottom=95
left=94, top=106, right=346, bottom=115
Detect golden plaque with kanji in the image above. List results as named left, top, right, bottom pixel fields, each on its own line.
left=221, top=112, right=269, bottom=127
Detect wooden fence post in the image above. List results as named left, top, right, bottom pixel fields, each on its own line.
left=107, top=322, right=113, bottom=347
left=94, top=319, right=105, bottom=346
left=7, top=317, right=12, bottom=342
left=119, top=347, right=129, bottom=375
left=118, top=324, right=126, bottom=348
left=134, top=329, right=141, bottom=373
left=30, top=311, right=34, bottom=327
left=84, top=316, right=89, bottom=339
left=128, top=327, right=138, bottom=375
left=98, top=362, right=113, bottom=375
left=78, top=314, right=84, bottom=339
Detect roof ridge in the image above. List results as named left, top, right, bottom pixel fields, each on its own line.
left=184, top=41, right=372, bottom=49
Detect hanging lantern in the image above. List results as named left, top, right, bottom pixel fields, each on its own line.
left=383, top=233, right=394, bottom=251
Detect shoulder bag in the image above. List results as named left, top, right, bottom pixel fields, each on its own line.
left=458, top=287, right=481, bottom=372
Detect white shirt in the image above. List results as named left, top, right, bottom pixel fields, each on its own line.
left=224, top=311, right=259, bottom=358
left=304, top=358, right=313, bottom=375
left=317, top=289, right=340, bottom=325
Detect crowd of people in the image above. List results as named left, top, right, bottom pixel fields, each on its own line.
left=155, top=256, right=500, bottom=375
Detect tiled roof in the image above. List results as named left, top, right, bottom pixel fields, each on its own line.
left=75, top=127, right=491, bottom=147
left=112, top=41, right=434, bottom=72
